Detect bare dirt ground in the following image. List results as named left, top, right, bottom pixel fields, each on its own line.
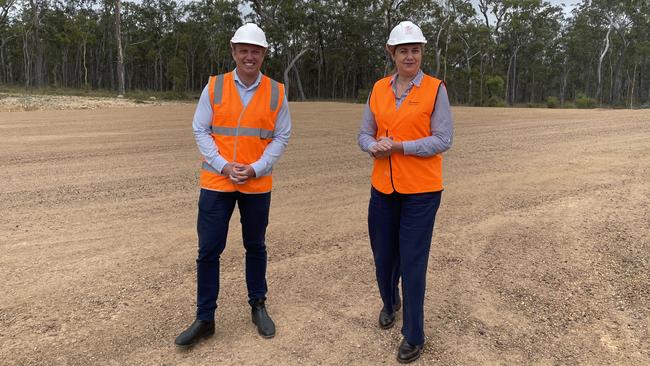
left=0, top=93, right=181, bottom=112
left=1, top=100, right=649, bottom=365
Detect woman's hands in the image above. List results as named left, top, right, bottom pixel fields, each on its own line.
left=370, top=137, right=403, bottom=158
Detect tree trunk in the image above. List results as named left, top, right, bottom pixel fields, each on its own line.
left=30, top=0, right=43, bottom=87
left=478, top=0, right=490, bottom=27
left=443, top=27, right=452, bottom=81
left=293, top=66, right=306, bottom=101
left=61, top=48, right=66, bottom=87
left=505, top=52, right=513, bottom=105
left=0, top=37, right=6, bottom=83
left=82, top=39, right=88, bottom=87
left=23, top=31, right=30, bottom=87
left=597, top=26, right=612, bottom=105
left=608, top=50, right=613, bottom=104
left=479, top=54, right=485, bottom=106
left=434, top=14, right=450, bottom=76
left=560, top=54, right=568, bottom=105
left=283, top=47, right=309, bottom=99
left=512, top=51, right=517, bottom=104
left=157, top=52, right=161, bottom=91
left=611, top=41, right=628, bottom=105
left=317, top=49, right=322, bottom=98
left=629, top=61, right=637, bottom=109
left=530, top=68, right=534, bottom=103
left=115, top=0, right=125, bottom=95
left=317, top=26, right=325, bottom=98
left=466, top=57, right=472, bottom=104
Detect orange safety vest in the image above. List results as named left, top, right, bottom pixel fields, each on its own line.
left=369, top=74, right=444, bottom=194
left=199, top=71, right=284, bottom=193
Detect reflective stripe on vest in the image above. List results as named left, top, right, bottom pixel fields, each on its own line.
left=212, top=73, right=280, bottom=112
left=201, top=161, right=220, bottom=175
left=270, top=80, right=280, bottom=111
left=213, top=73, right=225, bottom=105
left=369, top=74, right=443, bottom=194
left=210, top=125, right=274, bottom=139
left=200, top=71, right=284, bottom=193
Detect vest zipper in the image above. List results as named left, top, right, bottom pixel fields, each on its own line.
left=232, top=103, right=250, bottom=163
left=386, top=130, right=396, bottom=193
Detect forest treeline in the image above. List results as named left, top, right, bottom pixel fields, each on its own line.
left=1, top=0, right=649, bottom=107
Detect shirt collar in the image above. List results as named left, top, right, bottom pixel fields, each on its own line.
left=233, top=68, right=263, bottom=90
left=389, top=69, right=424, bottom=88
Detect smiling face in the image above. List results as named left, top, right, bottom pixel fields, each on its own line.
left=389, top=43, right=423, bottom=78
left=231, top=43, right=266, bottom=81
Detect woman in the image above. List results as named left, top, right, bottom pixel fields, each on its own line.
left=357, top=21, right=453, bottom=363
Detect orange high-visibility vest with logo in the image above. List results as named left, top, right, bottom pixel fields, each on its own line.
left=369, top=74, right=443, bottom=194
left=199, top=71, right=284, bottom=193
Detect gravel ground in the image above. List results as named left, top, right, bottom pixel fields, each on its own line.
left=1, top=101, right=649, bottom=365
left=0, top=93, right=184, bottom=112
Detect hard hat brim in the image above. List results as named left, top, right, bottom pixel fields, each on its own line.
left=386, top=39, right=428, bottom=46
left=230, top=40, right=269, bottom=48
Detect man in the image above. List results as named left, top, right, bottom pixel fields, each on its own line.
left=175, top=23, right=291, bottom=348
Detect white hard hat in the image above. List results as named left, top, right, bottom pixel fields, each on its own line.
left=386, top=21, right=427, bottom=46
left=231, top=23, right=268, bottom=48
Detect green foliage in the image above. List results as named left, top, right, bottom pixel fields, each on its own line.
left=0, top=0, right=648, bottom=107
left=485, top=75, right=505, bottom=99
left=166, top=55, right=187, bottom=94
left=356, top=88, right=369, bottom=104
left=575, top=93, right=596, bottom=109
left=546, top=96, right=560, bottom=108
left=487, top=96, right=507, bottom=107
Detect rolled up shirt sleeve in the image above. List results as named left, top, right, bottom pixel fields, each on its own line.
left=250, top=99, right=292, bottom=177
left=358, top=96, right=378, bottom=154
left=193, top=85, right=228, bottom=174
left=402, top=84, right=454, bottom=157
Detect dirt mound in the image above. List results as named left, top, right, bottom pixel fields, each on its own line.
left=0, top=93, right=183, bottom=112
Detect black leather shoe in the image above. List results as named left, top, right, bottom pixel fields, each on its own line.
left=379, top=299, right=401, bottom=329
left=379, top=309, right=396, bottom=329
left=251, top=299, right=276, bottom=338
left=174, top=319, right=215, bottom=348
left=397, top=338, right=423, bottom=363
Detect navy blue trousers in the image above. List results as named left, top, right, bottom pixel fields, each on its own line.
left=368, top=187, right=441, bottom=346
left=195, top=189, right=271, bottom=321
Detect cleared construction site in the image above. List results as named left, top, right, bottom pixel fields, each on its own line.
left=1, top=102, right=649, bottom=365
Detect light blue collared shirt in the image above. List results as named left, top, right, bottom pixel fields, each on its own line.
left=358, top=70, right=453, bottom=157
left=192, top=68, right=292, bottom=178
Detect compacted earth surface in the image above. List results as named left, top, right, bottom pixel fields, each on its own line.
left=1, top=97, right=649, bottom=365
left=0, top=93, right=179, bottom=112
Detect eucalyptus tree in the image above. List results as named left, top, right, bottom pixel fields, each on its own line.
left=0, top=0, right=647, bottom=107
left=626, top=0, right=650, bottom=107
left=0, top=0, right=17, bottom=82
left=115, top=0, right=124, bottom=95
left=249, top=0, right=314, bottom=100
left=186, top=0, right=240, bottom=82
left=498, top=0, right=562, bottom=105
left=19, top=0, right=48, bottom=87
